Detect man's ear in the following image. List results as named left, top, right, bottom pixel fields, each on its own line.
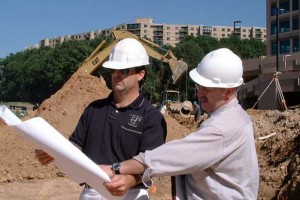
left=224, top=88, right=235, bottom=100
left=137, top=70, right=145, bottom=82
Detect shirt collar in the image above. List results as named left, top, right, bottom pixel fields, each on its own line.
left=108, top=92, right=145, bottom=110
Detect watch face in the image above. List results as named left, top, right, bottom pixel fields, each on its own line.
left=113, top=163, right=121, bottom=174
left=113, top=163, right=120, bottom=168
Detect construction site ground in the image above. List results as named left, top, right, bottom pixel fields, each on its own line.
left=0, top=72, right=299, bottom=200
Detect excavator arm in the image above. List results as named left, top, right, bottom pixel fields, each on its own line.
left=77, top=30, right=188, bottom=84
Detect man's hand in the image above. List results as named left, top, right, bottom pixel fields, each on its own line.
left=34, top=149, right=54, bottom=165
left=104, top=174, right=140, bottom=196
left=100, top=164, right=114, bottom=178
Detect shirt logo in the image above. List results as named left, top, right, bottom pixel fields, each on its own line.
left=128, top=114, right=143, bottom=128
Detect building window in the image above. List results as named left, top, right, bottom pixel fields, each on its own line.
left=127, top=24, right=140, bottom=29
left=167, top=37, right=170, bottom=41
left=271, top=2, right=289, bottom=16
left=167, top=27, right=170, bottom=30
left=144, top=24, right=147, bottom=27
left=271, top=22, right=277, bottom=35
left=293, top=37, right=299, bottom=52
left=144, top=30, right=147, bottom=33
left=175, top=27, right=179, bottom=30
left=279, top=1, right=290, bottom=13
left=280, top=39, right=290, bottom=54
left=292, top=17, right=299, bottom=30
left=280, top=20, right=290, bottom=33
left=292, top=0, right=299, bottom=11
left=271, top=3, right=277, bottom=16
left=222, top=28, right=225, bottom=31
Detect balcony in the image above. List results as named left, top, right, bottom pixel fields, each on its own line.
left=179, top=28, right=188, bottom=32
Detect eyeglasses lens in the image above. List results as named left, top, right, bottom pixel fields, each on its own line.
left=108, top=68, right=130, bottom=76
left=195, top=84, right=216, bottom=93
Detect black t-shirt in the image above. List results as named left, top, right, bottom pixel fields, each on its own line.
left=69, top=92, right=167, bottom=165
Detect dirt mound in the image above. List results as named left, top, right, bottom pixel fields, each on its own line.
left=248, top=108, right=300, bottom=199
left=0, top=72, right=111, bottom=183
left=29, top=72, right=111, bottom=135
left=0, top=73, right=299, bottom=200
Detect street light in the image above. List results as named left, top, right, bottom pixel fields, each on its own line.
left=276, top=6, right=279, bottom=72
left=233, top=20, right=242, bottom=37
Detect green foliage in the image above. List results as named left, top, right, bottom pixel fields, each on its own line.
left=0, top=34, right=266, bottom=104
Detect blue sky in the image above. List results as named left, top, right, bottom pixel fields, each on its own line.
left=0, top=0, right=266, bottom=59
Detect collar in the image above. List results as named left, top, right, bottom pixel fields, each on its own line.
left=107, top=92, right=145, bottom=110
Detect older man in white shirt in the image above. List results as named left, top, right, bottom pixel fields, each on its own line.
left=102, top=48, right=259, bottom=200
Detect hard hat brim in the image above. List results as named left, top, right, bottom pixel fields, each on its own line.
left=189, top=68, right=243, bottom=88
left=102, top=61, right=149, bottom=69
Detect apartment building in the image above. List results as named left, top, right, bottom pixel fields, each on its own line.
left=29, top=17, right=266, bottom=50
left=39, top=30, right=103, bottom=48
left=239, top=0, right=300, bottom=110
left=124, top=18, right=266, bottom=47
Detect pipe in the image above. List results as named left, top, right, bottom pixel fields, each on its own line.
left=180, top=100, right=193, bottom=117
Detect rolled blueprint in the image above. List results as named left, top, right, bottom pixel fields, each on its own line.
left=0, top=105, right=120, bottom=200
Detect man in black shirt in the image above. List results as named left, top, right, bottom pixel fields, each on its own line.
left=35, top=38, right=167, bottom=200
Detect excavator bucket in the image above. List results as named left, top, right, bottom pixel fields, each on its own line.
left=169, top=59, right=188, bottom=84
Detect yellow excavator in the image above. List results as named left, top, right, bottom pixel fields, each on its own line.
left=76, top=30, right=188, bottom=84
left=76, top=30, right=193, bottom=117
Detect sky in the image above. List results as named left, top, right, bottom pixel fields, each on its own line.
left=0, top=0, right=266, bottom=59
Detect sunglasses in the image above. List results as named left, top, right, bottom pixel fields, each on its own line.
left=108, top=68, right=131, bottom=76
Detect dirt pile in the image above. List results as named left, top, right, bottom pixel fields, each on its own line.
left=0, top=73, right=299, bottom=200
left=248, top=109, right=300, bottom=199
left=0, top=72, right=112, bottom=183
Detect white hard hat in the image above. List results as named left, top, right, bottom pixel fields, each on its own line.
left=189, top=48, right=243, bottom=88
left=103, top=38, right=149, bottom=69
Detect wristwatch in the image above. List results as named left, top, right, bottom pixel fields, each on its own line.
left=112, top=163, right=121, bottom=174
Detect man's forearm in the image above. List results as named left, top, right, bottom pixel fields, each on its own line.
left=102, top=160, right=147, bottom=195
left=119, top=159, right=147, bottom=175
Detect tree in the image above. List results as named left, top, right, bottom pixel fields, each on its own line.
left=0, top=34, right=266, bottom=104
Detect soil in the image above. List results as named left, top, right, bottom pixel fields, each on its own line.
left=0, top=72, right=299, bottom=200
